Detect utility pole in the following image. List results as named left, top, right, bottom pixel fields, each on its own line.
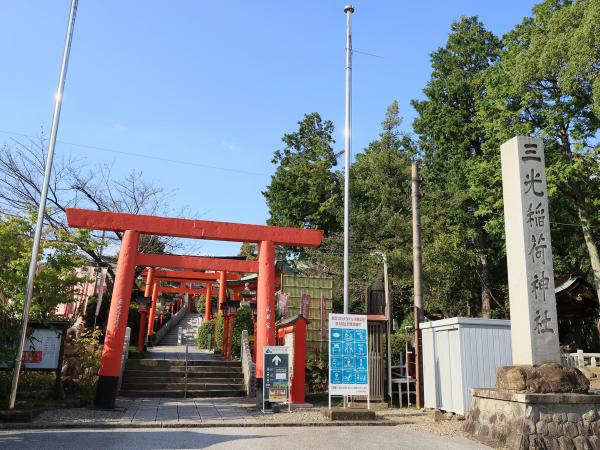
left=342, top=4, right=354, bottom=314
left=9, top=0, right=79, bottom=409
left=411, top=163, right=424, bottom=408
left=382, top=253, right=392, bottom=406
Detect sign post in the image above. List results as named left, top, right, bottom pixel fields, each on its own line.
left=263, top=345, right=290, bottom=413
left=328, top=313, right=369, bottom=409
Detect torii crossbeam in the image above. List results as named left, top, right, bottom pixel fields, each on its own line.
left=66, top=208, right=323, bottom=408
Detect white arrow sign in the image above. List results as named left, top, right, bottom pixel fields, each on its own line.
left=272, top=355, right=282, bottom=366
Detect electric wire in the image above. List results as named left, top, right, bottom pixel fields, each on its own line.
left=0, top=129, right=271, bottom=177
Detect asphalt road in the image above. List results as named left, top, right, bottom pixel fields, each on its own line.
left=0, top=426, right=491, bottom=450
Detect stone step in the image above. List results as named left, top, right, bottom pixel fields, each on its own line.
left=127, top=359, right=241, bottom=368
left=122, top=382, right=245, bottom=391
left=120, top=389, right=246, bottom=398
left=124, top=369, right=242, bottom=378
left=123, top=376, right=243, bottom=384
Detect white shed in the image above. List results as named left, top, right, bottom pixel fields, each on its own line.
left=422, top=317, right=512, bottom=415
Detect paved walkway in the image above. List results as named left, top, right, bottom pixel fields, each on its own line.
left=0, top=426, right=492, bottom=449
left=121, top=398, right=256, bottom=424
left=144, top=312, right=213, bottom=360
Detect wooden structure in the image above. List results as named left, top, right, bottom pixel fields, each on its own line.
left=66, top=208, right=323, bottom=408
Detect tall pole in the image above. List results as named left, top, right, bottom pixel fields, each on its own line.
left=411, top=163, right=424, bottom=408
left=343, top=5, right=354, bottom=314
left=9, top=0, right=78, bottom=410
left=382, top=253, right=392, bottom=405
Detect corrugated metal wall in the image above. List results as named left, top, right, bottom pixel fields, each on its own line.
left=422, top=318, right=512, bottom=415
left=280, top=275, right=333, bottom=360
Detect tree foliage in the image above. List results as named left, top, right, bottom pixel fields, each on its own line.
left=412, top=16, right=504, bottom=318
left=266, top=1, right=599, bottom=324
left=0, top=214, right=83, bottom=363
left=263, top=112, right=342, bottom=235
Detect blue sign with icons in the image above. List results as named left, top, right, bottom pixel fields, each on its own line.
left=329, top=314, right=369, bottom=395
left=355, top=356, right=368, bottom=371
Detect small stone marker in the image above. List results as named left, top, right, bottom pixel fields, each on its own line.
left=501, top=136, right=560, bottom=365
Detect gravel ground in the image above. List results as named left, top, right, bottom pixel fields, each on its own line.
left=27, top=398, right=467, bottom=441
left=252, top=404, right=467, bottom=438
left=32, top=399, right=133, bottom=424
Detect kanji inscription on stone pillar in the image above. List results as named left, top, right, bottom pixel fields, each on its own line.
left=501, top=136, right=560, bottom=365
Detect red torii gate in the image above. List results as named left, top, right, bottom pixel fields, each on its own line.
left=66, top=208, right=323, bottom=408
left=142, top=268, right=241, bottom=319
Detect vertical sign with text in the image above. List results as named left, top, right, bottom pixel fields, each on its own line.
left=329, top=314, right=369, bottom=396
left=501, top=136, right=560, bottom=365
left=263, top=346, right=290, bottom=410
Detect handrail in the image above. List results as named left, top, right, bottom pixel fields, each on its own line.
left=184, top=343, right=189, bottom=399
left=116, top=327, right=131, bottom=395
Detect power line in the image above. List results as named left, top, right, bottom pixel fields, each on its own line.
left=0, top=129, right=271, bottom=178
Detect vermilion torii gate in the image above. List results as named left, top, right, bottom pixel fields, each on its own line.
left=142, top=268, right=242, bottom=323
left=66, top=208, right=323, bottom=408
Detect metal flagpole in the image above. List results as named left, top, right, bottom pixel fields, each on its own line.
left=8, top=0, right=79, bottom=410
left=343, top=5, right=354, bottom=315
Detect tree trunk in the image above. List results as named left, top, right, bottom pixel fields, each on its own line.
left=578, top=207, right=600, bottom=301
left=481, top=254, right=492, bottom=319
left=478, top=224, right=492, bottom=319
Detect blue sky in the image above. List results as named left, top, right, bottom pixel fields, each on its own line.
left=0, top=1, right=537, bottom=256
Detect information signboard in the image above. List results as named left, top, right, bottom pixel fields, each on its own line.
left=263, top=346, right=290, bottom=412
left=328, top=314, right=369, bottom=398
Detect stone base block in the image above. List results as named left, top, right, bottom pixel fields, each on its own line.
left=321, top=407, right=376, bottom=421
left=465, top=388, right=600, bottom=450
left=497, top=363, right=590, bottom=394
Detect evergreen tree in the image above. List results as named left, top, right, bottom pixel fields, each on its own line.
left=412, top=17, right=504, bottom=318
left=263, top=112, right=342, bottom=235
left=483, top=0, right=600, bottom=298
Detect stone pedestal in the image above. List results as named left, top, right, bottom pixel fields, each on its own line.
left=465, top=388, right=600, bottom=449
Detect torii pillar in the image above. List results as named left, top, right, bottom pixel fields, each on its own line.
left=204, top=282, right=213, bottom=322
left=256, top=240, right=275, bottom=397
left=218, top=271, right=227, bottom=313
left=95, top=230, right=139, bottom=408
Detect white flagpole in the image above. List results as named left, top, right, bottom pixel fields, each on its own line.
left=343, top=5, right=354, bottom=315
left=9, top=0, right=79, bottom=409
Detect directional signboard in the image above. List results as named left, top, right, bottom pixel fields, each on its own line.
left=263, top=346, right=290, bottom=412
left=329, top=314, right=369, bottom=399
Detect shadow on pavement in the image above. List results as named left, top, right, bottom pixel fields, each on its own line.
left=0, top=429, right=273, bottom=450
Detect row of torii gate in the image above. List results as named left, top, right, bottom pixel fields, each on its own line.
left=139, top=267, right=246, bottom=359
left=66, top=208, right=323, bottom=408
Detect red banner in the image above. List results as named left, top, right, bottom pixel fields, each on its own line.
left=301, top=293, right=311, bottom=320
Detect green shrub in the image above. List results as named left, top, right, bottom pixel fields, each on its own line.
left=305, top=358, right=328, bottom=393
left=390, top=330, right=413, bottom=365
left=231, top=306, right=253, bottom=359
left=0, top=371, right=56, bottom=407
left=214, top=314, right=224, bottom=353
left=197, top=319, right=215, bottom=349
left=62, top=328, right=103, bottom=400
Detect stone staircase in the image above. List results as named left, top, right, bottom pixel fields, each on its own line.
left=120, top=358, right=246, bottom=398
left=156, top=313, right=201, bottom=346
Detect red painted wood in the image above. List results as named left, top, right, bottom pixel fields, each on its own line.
left=256, top=240, right=275, bottom=379
left=204, top=282, right=213, bottom=322
left=144, top=268, right=154, bottom=297
left=66, top=208, right=324, bottom=246
left=136, top=253, right=258, bottom=273
left=99, top=230, right=139, bottom=377
left=147, top=281, right=159, bottom=337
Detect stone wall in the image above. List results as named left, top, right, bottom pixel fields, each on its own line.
left=465, top=388, right=600, bottom=449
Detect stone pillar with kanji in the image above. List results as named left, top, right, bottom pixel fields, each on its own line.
left=501, top=136, right=560, bottom=365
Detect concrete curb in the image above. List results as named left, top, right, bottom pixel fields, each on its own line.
left=0, top=420, right=409, bottom=430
